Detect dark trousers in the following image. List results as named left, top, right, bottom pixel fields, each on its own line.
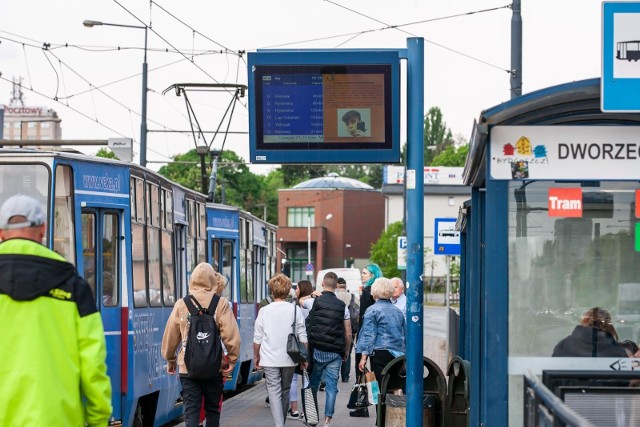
left=370, top=349, right=404, bottom=391
left=340, top=338, right=354, bottom=381
left=180, top=375, right=223, bottom=427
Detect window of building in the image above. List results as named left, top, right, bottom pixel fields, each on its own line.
left=287, top=207, right=315, bottom=227
left=41, top=122, right=51, bottom=129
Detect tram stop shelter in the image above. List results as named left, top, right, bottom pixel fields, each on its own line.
left=457, top=78, right=640, bottom=426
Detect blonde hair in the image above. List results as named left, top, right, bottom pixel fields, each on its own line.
left=268, top=273, right=292, bottom=299
left=580, top=307, right=618, bottom=341
left=371, top=277, right=394, bottom=300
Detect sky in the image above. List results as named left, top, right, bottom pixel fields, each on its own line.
left=0, top=0, right=605, bottom=174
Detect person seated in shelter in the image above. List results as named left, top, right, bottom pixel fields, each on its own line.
left=552, top=307, right=628, bottom=357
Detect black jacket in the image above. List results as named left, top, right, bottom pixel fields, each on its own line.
left=356, top=286, right=375, bottom=341
left=552, top=325, right=628, bottom=357
left=307, top=291, right=346, bottom=354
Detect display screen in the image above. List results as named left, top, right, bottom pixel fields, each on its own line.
left=248, top=52, right=400, bottom=164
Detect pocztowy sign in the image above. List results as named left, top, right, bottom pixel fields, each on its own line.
left=2, top=106, right=45, bottom=116
left=490, top=125, right=640, bottom=180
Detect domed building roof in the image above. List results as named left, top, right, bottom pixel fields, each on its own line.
left=292, top=173, right=374, bottom=190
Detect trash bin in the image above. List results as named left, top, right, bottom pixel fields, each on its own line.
left=384, top=393, right=438, bottom=427
left=375, top=356, right=447, bottom=427
left=445, top=356, right=471, bottom=427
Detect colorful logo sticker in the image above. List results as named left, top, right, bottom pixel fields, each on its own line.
left=548, top=188, right=583, bottom=218
left=636, top=189, right=640, bottom=219
left=500, top=136, right=548, bottom=179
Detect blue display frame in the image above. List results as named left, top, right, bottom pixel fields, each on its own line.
left=248, top=49, right=401, bottom=164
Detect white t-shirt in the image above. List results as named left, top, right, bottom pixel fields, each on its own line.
left=253, top=301, right=307, bottom=367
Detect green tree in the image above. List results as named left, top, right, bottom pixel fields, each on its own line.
left=95, top=148, right=119, bottom=160
left=370, top=221, right=403, bottom=278
left=431, top=144, right=469, bottom=167
left=423, top=107, right=454, bottom=166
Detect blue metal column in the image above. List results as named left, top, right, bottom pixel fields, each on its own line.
left=405, top=37, right=424, bottom=427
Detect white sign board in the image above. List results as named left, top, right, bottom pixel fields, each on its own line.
left=490, top=126, right=640, bottom=180
left=397, top=236, right=407, bottom=270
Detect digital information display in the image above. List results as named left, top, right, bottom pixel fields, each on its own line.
left=248, top=51, right=401, bottom=164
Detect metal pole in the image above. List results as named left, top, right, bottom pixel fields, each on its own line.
left=510, top=0, right=522, bottom=99
left=406, top=37, right=425, bottom=427
left=446, top=255, right=451, bottom=362
left=140, top=26, right=149, bottom=167
left=307, top=214, right=311, bottom=267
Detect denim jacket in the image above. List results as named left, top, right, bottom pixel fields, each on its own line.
left=355, top=299, right=406, bottom=356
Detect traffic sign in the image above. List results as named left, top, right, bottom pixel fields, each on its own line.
left=601, top=2, right=640, bottom=112
left=434, top=218, right=460, bottom=256
left=305, top=263, right=314, bottom=271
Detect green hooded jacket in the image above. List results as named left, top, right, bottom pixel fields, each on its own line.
left=0, top=238, right=112, bottom=427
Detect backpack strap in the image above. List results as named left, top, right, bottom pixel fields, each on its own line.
left=350, top=293, right=354, bottom=307
left=291, top=304, right=297, bottom=334
left=207, top=294, right=221, bottom=317
left=183, top=295, right=204, bottom=315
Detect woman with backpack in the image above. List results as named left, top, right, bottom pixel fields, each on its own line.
left=161, top=262, right=240, bottom=427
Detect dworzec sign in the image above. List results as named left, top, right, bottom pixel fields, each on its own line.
left=490, top=126, right=640, bottom=180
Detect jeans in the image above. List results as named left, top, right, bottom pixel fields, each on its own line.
left=264, top=366, right=295, bottom=427
left=309, top=357, right=341, bottom=418
left=180, top=375, right=223, bottom=427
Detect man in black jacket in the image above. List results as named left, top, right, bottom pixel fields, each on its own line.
left=301, top=272, right=352, bottom=427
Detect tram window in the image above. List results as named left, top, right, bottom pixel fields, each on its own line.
left=132, top=222, right=147, bottom=307
left=166, top=190, right=173, bottom=230
left=102, top=213, right=118, bottom=307
left=222, top=241, right=234, bottom=301
left=130, top=179, right=136, bottom=221
left=53, top=164, right=75, bottom=264
left=161, top=229, right=175, bottom=305
left=135, top=178, right=144, bottom=223
left=81, top=212, right=97, bottom=298
left=197, top=203, right=206, bottom=265
left=147, top=183, right=160, bottom=226
left=147, top=226, right=162, bottom=307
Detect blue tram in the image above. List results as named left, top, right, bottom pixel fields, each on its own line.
left=0, top=148, right=275, bottom=426
left=458, top=78, right=640, bottom=425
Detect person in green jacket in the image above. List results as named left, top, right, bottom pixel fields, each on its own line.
left=0, top=194, right=112, bottom=427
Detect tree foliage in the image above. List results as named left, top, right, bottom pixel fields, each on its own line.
left=423, top=107, right=453, bottom=166
left=370, top=221, right=404, bottom=279
left=431, top=144, right=469, bottom=167
left=95, top=148, right=119, bottom=160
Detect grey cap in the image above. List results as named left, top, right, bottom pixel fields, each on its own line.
left=0, top=194, right=46, bottom=230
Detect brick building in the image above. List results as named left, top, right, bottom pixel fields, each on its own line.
left=277, top=173, right=385, bottom=284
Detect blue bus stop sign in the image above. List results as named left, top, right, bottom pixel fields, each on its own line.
left=602, top=2, right=640, bottom=112
left=434, top=218, right=460, bottom=256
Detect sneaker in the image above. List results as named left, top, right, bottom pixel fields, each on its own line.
left=287, top=409, right=300, bottom=419
left=265, top=397, right=270, bottom=407
left=319, top=381, right=326, bottom=391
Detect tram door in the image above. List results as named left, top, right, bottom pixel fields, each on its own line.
left=81, top=209, right=123, bottom=419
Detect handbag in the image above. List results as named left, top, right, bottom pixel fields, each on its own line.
left=365, top=369, right=380, bottom=405
left=287, top=305, right=307, bottom=364
left=301, top=369, right=319, bottom=426
left=347, top=371, right=370, bottom=409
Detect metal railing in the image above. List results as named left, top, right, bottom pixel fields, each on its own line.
left=523, top=370, right=595, bottom=427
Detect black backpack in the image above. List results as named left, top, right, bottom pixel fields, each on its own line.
left=183, top=294, right=222, bottom=379
left=348, top=293, right=360, bottom=334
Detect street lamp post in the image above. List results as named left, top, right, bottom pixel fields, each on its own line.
left=83, top=19, right=148, bottom=167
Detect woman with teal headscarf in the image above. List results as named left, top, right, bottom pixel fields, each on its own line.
left=350, top=263, right=382, bottom=418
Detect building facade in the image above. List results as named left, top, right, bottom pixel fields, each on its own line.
left=2, top=105, right=62, bottom=141
left=276, top=174, right=385, bottom=284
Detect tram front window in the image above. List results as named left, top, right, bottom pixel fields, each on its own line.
left=0, top=164, right=49, bottom=242
left=507, top=180, right=640, bottom=424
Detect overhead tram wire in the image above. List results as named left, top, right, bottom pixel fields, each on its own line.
left=260, top=2, right=511, bottom=74
left=0, top=76, right=173, bottom=163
